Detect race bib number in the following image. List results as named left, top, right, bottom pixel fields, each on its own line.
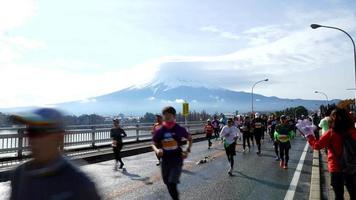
left=162, top=132, right=178, bottom=151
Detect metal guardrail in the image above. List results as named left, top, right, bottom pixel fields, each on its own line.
left=0, top=121, right=205, bottom=159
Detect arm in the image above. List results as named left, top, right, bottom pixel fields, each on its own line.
left=186, top=134, right=193, bottom=153
left=121, top=129, right=127, bottom=137
left=307, top=130, right=331, bottom=150
left=151, top=142, right=163, bottom=157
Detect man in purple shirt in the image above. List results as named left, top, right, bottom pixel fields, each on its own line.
left=152, top=106, right=193, bottom=200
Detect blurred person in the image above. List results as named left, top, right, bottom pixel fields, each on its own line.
left=306, top=108, right=356, bottom=200
left=10, top=108, right=101, bottom=200
left=220, top=118, right=240, bottom=176
left=212, top=116, right=220, bottom=140
left=111, top=119, right=127, bottom=170
left=204, top=119, right=214, bottom=149
left=152, top=106, right=192, bottom=200
left=319, top=109, right=332, bottom=136
left=268, top=115, right=280, bottom=161
left=274, top=115, right=295, bottom=169
left=152, top=114, right=163, bottom=166
left=240, top=116, right=251, bottom=152
left=252, top=113, right=264, bottom=155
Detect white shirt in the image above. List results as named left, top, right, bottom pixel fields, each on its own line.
left=220, top=125, right=240, bottom=145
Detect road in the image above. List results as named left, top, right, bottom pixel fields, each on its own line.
left=0, top=134, right=313, bottom=200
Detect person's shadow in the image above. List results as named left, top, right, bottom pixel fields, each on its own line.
left=121, top=168, right=153, bottom=185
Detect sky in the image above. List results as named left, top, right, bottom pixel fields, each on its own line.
left=0, top=0, right=356, bottom=108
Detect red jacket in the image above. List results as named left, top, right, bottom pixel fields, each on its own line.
left=307, top=128, right=356, bottom=172
left=205, top=124, right=214, bottom=136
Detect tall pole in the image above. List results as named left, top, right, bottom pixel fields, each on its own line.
left=311, top=24, right=356, bottom=107
left=315, top=91, right=329, bottom=108
left=251, top=79, right=269, bottom=114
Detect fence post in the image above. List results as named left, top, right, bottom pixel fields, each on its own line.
left=91, top=126, right=96, bottom=147
left=136, top=124, right=140, bottom=141
left=17, top=129, right=24, bottom=159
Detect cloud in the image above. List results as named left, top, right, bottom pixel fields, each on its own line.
left=200, top=26, right=240, bottom=41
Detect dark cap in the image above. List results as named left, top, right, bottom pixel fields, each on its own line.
left=11, top=108, right=65, bottom=133
left=162, top=106, right=176, bottom=116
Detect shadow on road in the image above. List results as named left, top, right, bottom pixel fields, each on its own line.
left=235, top=171, right=289, bottom=190
left=121, top=168, right=153, bottom=185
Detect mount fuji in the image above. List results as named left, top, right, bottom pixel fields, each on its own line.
left=52, top=81, right=337, bottom=115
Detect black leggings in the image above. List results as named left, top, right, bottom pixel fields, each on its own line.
left=113, top=143, right=124, bottom=165
left=225, top=142, right=236, bottom=169
left=279, top=142, right=290, bottom=164
left=274, top=140, right=279, bottom=157
left=242, top=132, right=250, bottom=150
left=254, top=133, right=262, bottom=152
left=167, top=183, right=179, bottom=200
left=331, top=172, right=356, bottom=200
left=207, top=135, right=212, bottom=147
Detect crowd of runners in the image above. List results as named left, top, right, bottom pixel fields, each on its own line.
left=6, top=106, right=356, bottom=200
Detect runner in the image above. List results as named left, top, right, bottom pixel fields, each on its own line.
left=204, top=119, right=214, bottom=149
left=111, top=119, right=127, bottom=170
left=152, top=106, right=193, bottom=200
left=152, top=114, right=163, bottom=166
left=212, top=116, right=220, bottom=140
left=268, top=115, right=280, bottom=160
left=220, top=118, right=240, bottom=176
left=240, top=116, right=251, bottom=153
left=252, top=113, right=265, bottom=155
left=319, top=108, right=332, bottom=136
left=10, top=108, right=101, bottom=200
left=274, top=115, right=295, bottom=169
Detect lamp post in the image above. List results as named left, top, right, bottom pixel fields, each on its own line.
left=315, top=91, right=329, bottom=108
left=251, top=79, right=269, bottom=114
left=311, top=24, right=356, bottom=106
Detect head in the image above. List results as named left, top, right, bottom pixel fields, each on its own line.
left=12, top=108, right=65, bottom=164
left=155, top=115, right=163, bottom=124
left=162, top=106, right=176, bottom=122
left=255, top=113, right=260, bottom=119
left=214, top=115, right=217, bottom=120
left=280, top=115, right=287, bottom=124
left=113, top=119, right=120, bottom=127
left=207, top=119, right=211, bottom=125
left=330, top=108, right=354, bottom=134
left=227, top=118, right=234, bottom=127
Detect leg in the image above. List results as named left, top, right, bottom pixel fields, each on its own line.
left=242, top=133, right=246, bottom=150
left=330, top=172, right=344, bottom=200
left=167, top=183, right=179, bottom=200
left=345, top=174, right=356, bottom=200
left=279, top=144, right=285, bottom=161
left=274, top=141, right=280, bottom=158
left=116, top=143, right=124, bottom=167
left=255, top=134, right=261, bottom=153
left=285, top=142, right=290, bottom=166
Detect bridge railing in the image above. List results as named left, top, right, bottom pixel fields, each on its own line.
left=0, top=121, right=205, bottom=159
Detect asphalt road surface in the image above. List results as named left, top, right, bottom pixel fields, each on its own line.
left=0, top=134, right=313, bottom=200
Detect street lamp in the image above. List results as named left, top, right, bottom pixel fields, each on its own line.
left=315, top=91, right=329, bottom=107
left=311, top=23, right=356, bottom=106
left=251, top=78, right=269, bottom=114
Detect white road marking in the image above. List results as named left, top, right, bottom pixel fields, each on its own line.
left=284, top=142, right=309, bottom=200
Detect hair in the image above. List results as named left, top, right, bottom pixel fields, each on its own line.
left=162, top=106, right=176, bottom=116
left=331, top=108, right=354, bottom=135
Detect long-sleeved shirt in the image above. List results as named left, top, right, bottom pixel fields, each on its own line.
left=110, top=127, right=127, bottom=143
left=307, top=128, right=356, bottom=172
left=220, top=125, right=240, bottom=145
left=274, top=124, right=294, bottom=143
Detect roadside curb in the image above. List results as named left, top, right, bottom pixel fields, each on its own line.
left=309, top=150, right=321, bottom=200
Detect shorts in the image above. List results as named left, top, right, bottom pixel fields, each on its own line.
left=161, top=159, right=183, bottom=184
left=225, top=142, right=236, bottom=156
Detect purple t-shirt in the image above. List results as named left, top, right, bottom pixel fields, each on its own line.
left=153, top=124, right=189, bottom=162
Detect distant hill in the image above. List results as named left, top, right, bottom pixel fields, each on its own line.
left=47, top=82, right=338, bottom=115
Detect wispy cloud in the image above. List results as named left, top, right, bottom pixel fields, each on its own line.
left=200, top=26, right=240, bottom=41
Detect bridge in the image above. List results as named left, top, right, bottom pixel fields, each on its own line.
left=0, top=122, right=338, bottom=200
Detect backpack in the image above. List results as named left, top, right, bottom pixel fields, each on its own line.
left=340, top=134, right=356, bottom=175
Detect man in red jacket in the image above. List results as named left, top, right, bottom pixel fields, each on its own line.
left=306, top=108, right=356, bottom=200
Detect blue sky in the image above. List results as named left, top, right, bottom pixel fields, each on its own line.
left=0, top=0, right=356, bottom=107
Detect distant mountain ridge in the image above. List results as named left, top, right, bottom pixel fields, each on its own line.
left=53, top=82, right=338, bottom=115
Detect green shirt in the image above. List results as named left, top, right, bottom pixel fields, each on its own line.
left=274, top=124, right=295, bottom=143
left=318, top=117, right=330, bottom=136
